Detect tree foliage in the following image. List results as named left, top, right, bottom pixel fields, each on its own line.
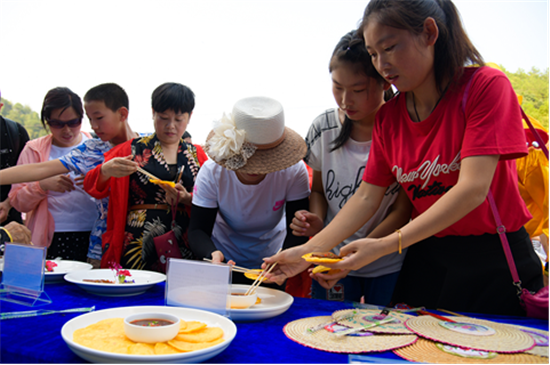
left=0, top=98, right=48, bottom=139
left=501, top=66, right=549, bottom=130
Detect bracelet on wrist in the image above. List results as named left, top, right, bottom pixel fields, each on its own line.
left=395, top=229, right=402, bottom=254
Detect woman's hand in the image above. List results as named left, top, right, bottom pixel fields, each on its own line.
left=100, top=155, right=137, bottom=178
left=161, top=183, right=192, bottom=206
left=210, top=250, right=225, bottom=264
left=210, top=250, right=236, bottom=266
left=290, top=210, right=324, bottom=237
left=262, top=245, right=312, bottom=284
left=310, top=268, right=350, bottom=290
left=39, top=174, right=75, bottom=193
left=325, top=237, right=391, bottom=272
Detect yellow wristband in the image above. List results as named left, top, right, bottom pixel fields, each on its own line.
left=395, top=229, right=402, bottom=254
left=1, top=227, right=13, bottom=242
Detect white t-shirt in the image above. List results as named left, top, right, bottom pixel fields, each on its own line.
left=305, top=108, right=405, bottom=277
left=48, top=133, right=97, bottom=232
left=193, top=159, right=310, bottom=269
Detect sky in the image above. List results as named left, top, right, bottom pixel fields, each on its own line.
left=1, top=0, right=548, bottom=145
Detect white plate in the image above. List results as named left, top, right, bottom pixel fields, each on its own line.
left=64, top=269, right=166, bottom=297
left=228, top=284, right=293, bottom=321
left=61, top=305, right=237, bottom=363
left=45, top=260, right=93, bottom=283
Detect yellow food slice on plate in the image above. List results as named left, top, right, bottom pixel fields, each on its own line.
left=73, top=317, right=225, bottom=355
left=154, top=342, right=182, bottom=355
left=168, top=338, right=224, bottom=352
left=302, top=252, right=343, bottom=264
left=75, top=334, right=134, bottom=354
left=178, top=321, right=207, bottom=333
left=244, top=269, right=267, bottom=282
left=175, top=327, right=224, bottom=343
left=179, top=320, right=187, bottom=331
left=128, top=343, right=155, bottom=355
left=311, top=265, right=341, bottom=275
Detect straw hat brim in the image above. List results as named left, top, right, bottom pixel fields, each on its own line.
left=204, top=126, right=307, bottom=174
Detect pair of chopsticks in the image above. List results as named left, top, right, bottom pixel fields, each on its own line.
left=136, top=166, right=161, bottom=181
left=137, top=166, right=183, bottom=187
left=202, top=258, right=252, bottom=274
left=245, top=248, right=282, bottom=296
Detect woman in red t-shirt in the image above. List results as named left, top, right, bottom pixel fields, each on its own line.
left=264, top=0, right=544, bottom=316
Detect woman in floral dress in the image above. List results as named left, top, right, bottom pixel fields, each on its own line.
left=84, top=83, right=200, bottom=271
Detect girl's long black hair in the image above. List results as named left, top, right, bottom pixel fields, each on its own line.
left=329, top=30, right=394, bottom=152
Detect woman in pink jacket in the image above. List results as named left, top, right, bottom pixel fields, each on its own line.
left=9, top=87, right=95, bottom=262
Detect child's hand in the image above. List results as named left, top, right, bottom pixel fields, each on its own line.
left=100, top=155, right=137, bottom=178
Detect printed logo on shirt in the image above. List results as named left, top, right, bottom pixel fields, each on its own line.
left=193, top=185, right=198, bottom=193
left=393, top=152, right=460, bottom=201
left=272, top=200, right=284, bottom=211
left=325, top=166, right=365, bottom=209
left=327, top=283, right=345, bottom=301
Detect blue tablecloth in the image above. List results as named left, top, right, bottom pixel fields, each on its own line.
left=0, top=281, right=548, bottom=363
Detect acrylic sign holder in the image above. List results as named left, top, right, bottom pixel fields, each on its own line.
left=0, top=243, right=51, bottom=307
left=165, top=258, right=231, bottom=317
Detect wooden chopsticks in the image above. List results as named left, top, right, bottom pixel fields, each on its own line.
left=202, top=258, right=253, bottom=274
left=245, top=248, right=282, bottom=296
left=136, top=166, right=161, bottom=181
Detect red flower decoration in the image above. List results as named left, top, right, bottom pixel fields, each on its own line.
left=45, top=260, right=58, bottom=272
left=118, top=269, right=132, bottom=277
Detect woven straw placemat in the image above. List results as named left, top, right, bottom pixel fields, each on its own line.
left=507, top=324, right=549, bottom=358
left=283, top=316, right=417, bottom=354
left=405, top=316, right=535, bottom=353
left=333, top=309, right=414, bottom=334
left=394, top=337, right=547, bottom=363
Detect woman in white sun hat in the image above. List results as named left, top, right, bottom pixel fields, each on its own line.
left=188, top=96, right=310, bottom=288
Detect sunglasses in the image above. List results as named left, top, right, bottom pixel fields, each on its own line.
left=47, top=118, right=82, bottom=129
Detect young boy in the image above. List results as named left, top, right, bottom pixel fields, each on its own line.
left=0, top=83, right=137, bottom=267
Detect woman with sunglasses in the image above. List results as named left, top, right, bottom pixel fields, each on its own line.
left=9, top=87, right=96, bottom=261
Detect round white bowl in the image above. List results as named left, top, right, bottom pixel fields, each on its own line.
left=123, top=312, right=180, bottom=343
left=228, top=286, right=257, bottom=309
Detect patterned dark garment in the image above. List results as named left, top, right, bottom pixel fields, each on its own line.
left=120, top=134, right=199, bottom=272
